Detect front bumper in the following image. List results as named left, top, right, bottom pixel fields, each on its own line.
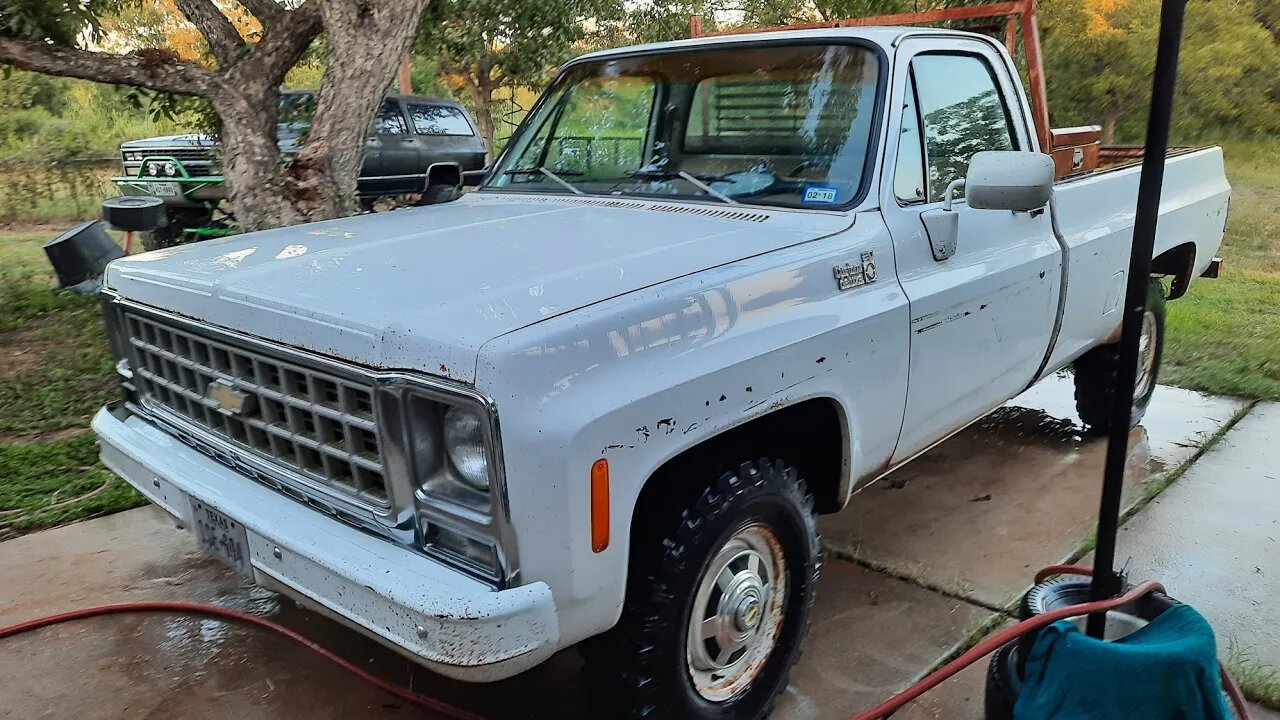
left=93, top=406, right=559, bottom=682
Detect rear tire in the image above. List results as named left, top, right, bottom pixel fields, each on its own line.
left=1073, top=278, right=1166, bottom=435
left=416, top=184, right=459, bottom=206
left=580, top=458, right=821, bottom=719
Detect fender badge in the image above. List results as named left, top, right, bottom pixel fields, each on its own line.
left=835, top=251, right=877, bottom=290
left=207, top=379, right=253, bottom=416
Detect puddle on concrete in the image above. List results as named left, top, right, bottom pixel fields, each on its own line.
left=823, top=375, right=1245, bottom=608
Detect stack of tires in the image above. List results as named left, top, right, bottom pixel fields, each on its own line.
left=985, top=577, right=1179, bottom=719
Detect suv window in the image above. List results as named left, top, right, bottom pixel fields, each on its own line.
left=407, top=104, right=474, bottom=136
left=911, top=53, right=1016, bottom=201
left=374, top=100, right=408, bottom=135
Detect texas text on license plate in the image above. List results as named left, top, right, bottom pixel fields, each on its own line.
left=190, top=498, right=252, bottom=576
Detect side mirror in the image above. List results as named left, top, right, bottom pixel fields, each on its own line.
left=920, top=151, right=1055, bottom=261
left=964, top=150, right=1055, bottom=212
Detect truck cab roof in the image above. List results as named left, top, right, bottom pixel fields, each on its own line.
left=571, top=25, right=986, bottom=64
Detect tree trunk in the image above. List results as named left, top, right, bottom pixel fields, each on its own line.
left=216, top=85, right=308, bottom=230
left=1101, top=106, right=1122, bottom=145
left=469, top=78, right=497, bottom=151
left=287, top=0, right=432, bottom=220
left=1100, top=92, right=1123, bottom=145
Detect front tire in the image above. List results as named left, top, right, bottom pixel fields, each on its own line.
left=1073, top=278, right=1166, bottom=435
left=582, top=458, right=821, bottom=719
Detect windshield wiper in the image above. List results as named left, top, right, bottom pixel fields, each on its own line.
left=503, top=166, right=585, bottom=195
left=625, top=170, right=739, bottom=205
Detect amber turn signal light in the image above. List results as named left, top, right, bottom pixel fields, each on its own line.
left=590, top=458, right=609, bottom=553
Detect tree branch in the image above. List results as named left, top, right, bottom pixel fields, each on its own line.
left=174, top=0, right=245, bottom=67
left=227, top=0, right=321, bottom=86
left=236, top=0, right=285, bottom=26
left=0, top=38, right=220, bottom=96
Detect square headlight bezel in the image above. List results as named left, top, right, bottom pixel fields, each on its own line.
left=375, top=375, right=520, bottom=588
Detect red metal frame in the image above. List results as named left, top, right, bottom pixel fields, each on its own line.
left=689, top=0, right=1053, bottom=152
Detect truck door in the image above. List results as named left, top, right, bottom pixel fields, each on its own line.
left=882, top=38, right=1062, bottom=463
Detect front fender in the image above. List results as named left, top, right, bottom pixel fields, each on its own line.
left=475, top=213, right=909, bottom=649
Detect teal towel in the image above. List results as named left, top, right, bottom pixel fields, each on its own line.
left=1015, top=604, right=1230, bottom=720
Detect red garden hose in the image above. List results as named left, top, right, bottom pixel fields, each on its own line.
left=849, top=567, right=1253, bottom=720
left=0, top=601, right=485, bottom=720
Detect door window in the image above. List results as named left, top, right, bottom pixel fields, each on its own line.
left=373, top=100, right=408, bottom=135
left=893, top=73, right=927, bottom=203
left=407, top=104, right=474, bottom=136
left=911, top=54, right=1017, bottom=201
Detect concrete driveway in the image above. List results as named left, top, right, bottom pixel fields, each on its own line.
left=1, top=375, right=1271, bottom=719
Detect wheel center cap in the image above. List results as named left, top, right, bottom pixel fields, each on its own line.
left=735, top=596, right=762, bottom=632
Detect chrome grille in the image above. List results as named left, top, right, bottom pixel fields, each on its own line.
left=123, top=312, right=390, bottom=510
left=124, top=147, right=213, bottom=164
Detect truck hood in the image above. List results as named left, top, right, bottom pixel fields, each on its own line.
left=122, top=131, right=297, bottom=153
left=121, top=134, right=216, bottom=149
left=105, top=193, right=849, bottom=383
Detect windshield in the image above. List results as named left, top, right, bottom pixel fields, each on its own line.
left=484, top=42, right=882, bottom=209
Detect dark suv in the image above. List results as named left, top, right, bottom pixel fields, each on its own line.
left=113, top=91, right=489, bottom=248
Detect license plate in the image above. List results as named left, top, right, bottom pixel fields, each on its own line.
left=190, top=499, right=251, bottom=576
left=150, top=182, right=180, bottom=197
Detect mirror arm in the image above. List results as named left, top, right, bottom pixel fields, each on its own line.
left=942, top=178, right=966, bottom=211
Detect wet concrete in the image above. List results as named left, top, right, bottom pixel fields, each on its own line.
left=1109, top=401, right=1280, bottom=667
left=820, top=374, right=1246, bottom=608
left=0, top=379, right=1258, bottom=719
left=774, top=563, right=994, bottom=719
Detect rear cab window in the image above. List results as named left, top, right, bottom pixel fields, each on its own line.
left=407, top=104, right=475, bottom=136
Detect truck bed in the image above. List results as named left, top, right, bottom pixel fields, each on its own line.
left=1042, top=145, right=1230, bottom=374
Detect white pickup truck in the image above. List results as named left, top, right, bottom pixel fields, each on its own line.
left=94, top=26, right=1228, bottom=719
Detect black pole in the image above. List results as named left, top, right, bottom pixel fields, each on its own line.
left=1087, top=0, right=1188, bottom=638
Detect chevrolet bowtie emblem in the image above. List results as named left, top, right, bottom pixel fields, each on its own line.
left=207, top=380, right=252, bottom=416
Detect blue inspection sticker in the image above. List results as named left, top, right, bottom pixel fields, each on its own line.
left=802, top=184, right=840, bottom=204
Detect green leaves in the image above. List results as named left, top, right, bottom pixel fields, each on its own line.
left=0, top=0, right=121, bottom=45
left=1042, top=0, right=1280, bottom=143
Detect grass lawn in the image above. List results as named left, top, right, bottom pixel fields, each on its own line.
left=1160, top=140, right=1280, bottom=400
left=0, top=140, right=1276, bottom=540
left=0, top=227, right=144, bottom=540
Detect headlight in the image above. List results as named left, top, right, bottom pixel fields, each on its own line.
left=389, top=382, right=511, bottom=586
left=443, top=405, right=489, bottom=490
left=163, top=161, right=178, bottom=177
left=146, top=163, right=159, bottom=176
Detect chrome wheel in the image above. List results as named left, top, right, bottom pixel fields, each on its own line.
left=686, top=523, right=788, bottom=703
left=1135, top=309, right=1158, bottom=399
